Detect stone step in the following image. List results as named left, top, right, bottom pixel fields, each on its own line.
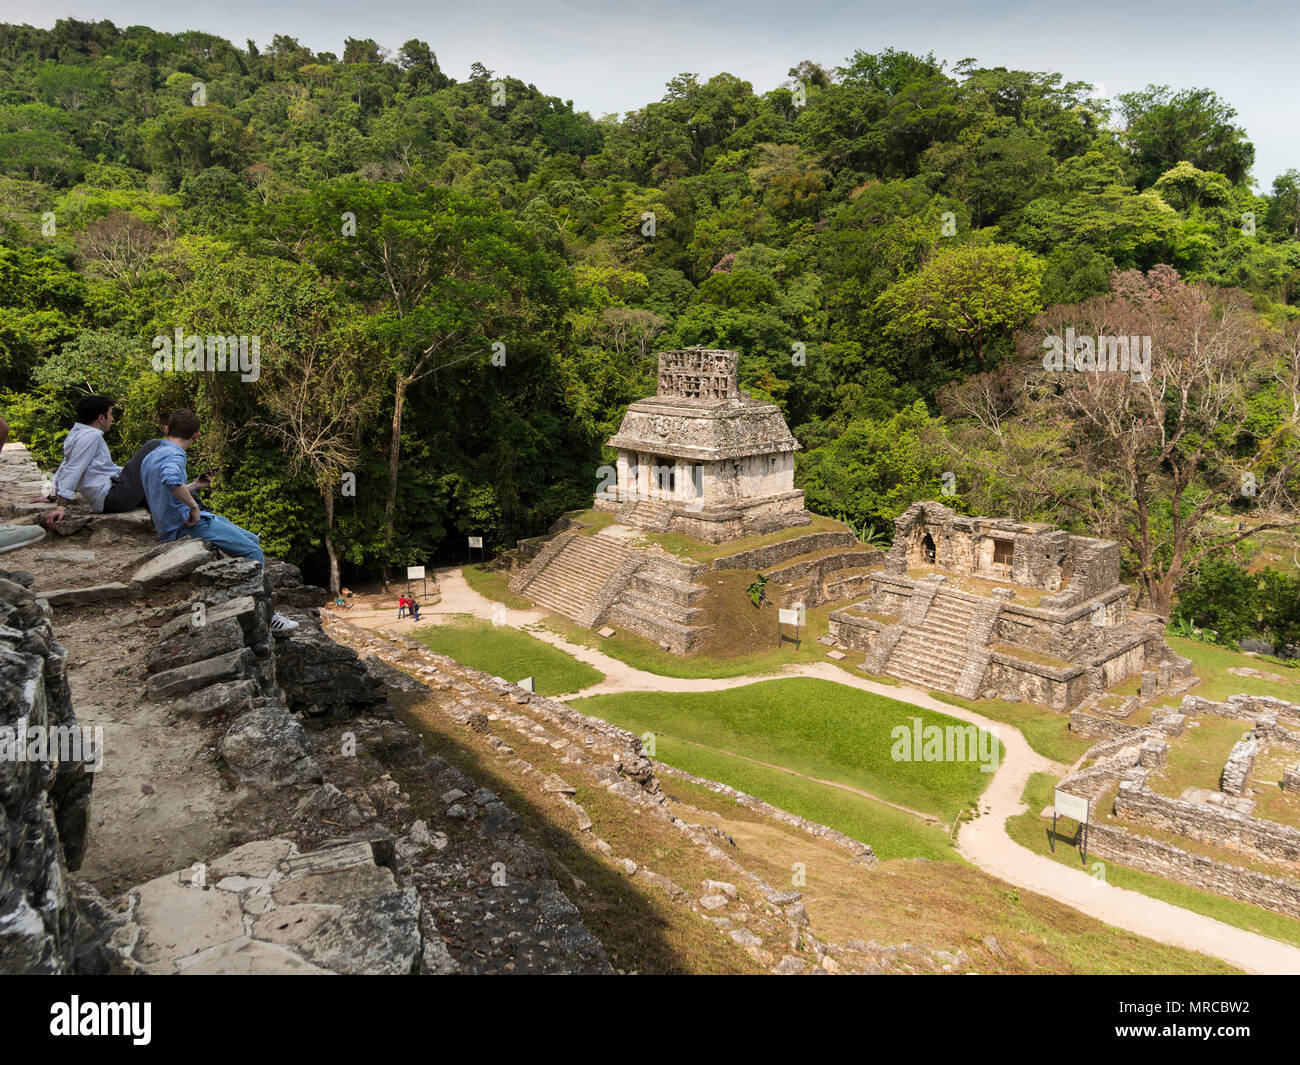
left=616, top=588, right=704, bottom=625
left=629, top=574, right=709, bottom=606
left=513, top=534, right=640, bottom=625
left=606, top=602, right=709, bottom=653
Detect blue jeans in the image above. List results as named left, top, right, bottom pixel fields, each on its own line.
left=178, top=514, right=264, bottom=567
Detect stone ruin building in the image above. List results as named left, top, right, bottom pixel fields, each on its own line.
left=506, top=348, right=822, bottom=653
left=828, top=501, right=1194, bottom=710
left=597, top=348, right=811, bottom=543
left=509, top=360, right=1191, bottom=705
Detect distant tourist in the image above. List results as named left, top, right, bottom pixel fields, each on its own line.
left=397, top=596, right=407, bottom=619
left=408, top=598, right=420, bottom=622
left=140, top=407, right=298, bottom=634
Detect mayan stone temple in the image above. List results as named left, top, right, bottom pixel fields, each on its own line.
left=828, top=502, right=1195, bottom=709
left=601, top=348, right=810, bottom=542
left=509, top=351, right=1193, bottom=711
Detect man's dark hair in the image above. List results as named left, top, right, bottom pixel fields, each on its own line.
left=75, top=395, right=114, bottom=424
left=165, top=408, right=201, bottom=439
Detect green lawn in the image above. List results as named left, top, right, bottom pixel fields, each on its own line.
left=572, top=678, right=1000, bottom=822
left=461, top=563, right=534, bottom=610
left=1169, top=636, right=1300, bottom=703
left=929, top=692, right=1093, bottom=765
left=411, top=614, right=604, bottom=696
left=648, top=740, right=960, bottom=861
left=1007, top=772, right=1300, bottom=949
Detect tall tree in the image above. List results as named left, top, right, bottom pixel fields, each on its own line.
left=258, top=181, right=572, bottom=564
left=878, top=242, right=1043, bottom=364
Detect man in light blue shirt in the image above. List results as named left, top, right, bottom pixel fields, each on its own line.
left=141, top=407, right=298, bottom=634
left=45, top=396, right=123, bottom=525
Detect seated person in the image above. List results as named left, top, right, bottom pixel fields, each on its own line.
left=45, top=403, right=208, bottom=527
left=45, top=396, right=124, bottom=525
left=141, top=407, right=299, bottom=634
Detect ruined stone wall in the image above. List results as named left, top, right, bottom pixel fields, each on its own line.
left=1084, top=822, right=1300, bottom=920
left=0, top=568, right=94, bottom=973
left=1183, top=694, right=1300, bottom=722
left=983, top=655, right=1089, bottom=712
left=712, top=530, right=859, bottom=572
left=1220, top=735, right=1259, bottom=797
left=1114, top=780, right=1300, bottom=865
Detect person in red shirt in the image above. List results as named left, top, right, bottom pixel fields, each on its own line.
left=397, top=596, right=408, bottom=619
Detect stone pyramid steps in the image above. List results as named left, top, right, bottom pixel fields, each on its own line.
left=511, top=534, right=639, bottom=625
left=884, top=592, right=978, bottom=692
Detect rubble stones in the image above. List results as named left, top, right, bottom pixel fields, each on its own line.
left=219, top=704, right=322, bottom=786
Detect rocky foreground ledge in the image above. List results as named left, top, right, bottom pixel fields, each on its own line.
left=0, top=464, right=610, bottom=972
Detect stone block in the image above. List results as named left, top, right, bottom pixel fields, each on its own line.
left=146, top=618, right=244, bottom=675
left=145, top=647, right=255, bottom=701
left=219, top=703, right=321, bottom=787
left=167, top=678, right=259, bottom=719
left=31, top=550, right=95, bottom=563
left=130, top=539, right=214, bottom=588
left=42, top=583, right=133, bottom=607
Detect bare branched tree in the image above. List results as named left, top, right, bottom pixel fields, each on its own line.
left=942, top=266, right=1300, bottom=614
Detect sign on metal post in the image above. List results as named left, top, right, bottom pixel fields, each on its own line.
left=1052, top=788, right=1091, bottom=862
left=406, top=565, right=427, bottom=602
left=777, top=606, right=802, bottom=649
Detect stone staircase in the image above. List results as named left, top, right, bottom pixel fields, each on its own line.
left=606, top=555, right=711, bottom=653
left=884, top=592, right=979, bottom=692
left=509, top=532, right=640, bottom=626
left=615, top=499, right=675, bottom=531
left=509, top=532, right=712, bottom=653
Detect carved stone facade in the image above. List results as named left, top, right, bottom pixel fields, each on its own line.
left=596, top=348, right=811, bottom=543
left=828, top=501, right=1193, bottom=710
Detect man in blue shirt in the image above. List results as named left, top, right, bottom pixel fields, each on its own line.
left=142, top=408, right=298, bottom=634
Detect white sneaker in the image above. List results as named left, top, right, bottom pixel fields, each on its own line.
left=270, top=611, right=300, bottom=634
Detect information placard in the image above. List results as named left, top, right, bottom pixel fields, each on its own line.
left=1053, top=788, right=1090, bottom=823
left=468, top=536, right=483, bottom=549
left=407, top=566, right=425, bottom=580
left=778, top=608, right=801, bottom=626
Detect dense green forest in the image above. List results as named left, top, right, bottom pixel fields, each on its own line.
left=1, top=19, right=1297, bottom=635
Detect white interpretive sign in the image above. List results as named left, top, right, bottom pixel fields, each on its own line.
left=407, top=566, right=425, bottom=580
left=1054, top=788, right=1090, bottom=823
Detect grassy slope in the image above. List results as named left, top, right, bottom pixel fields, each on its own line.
left=411, top=615, right=603, bottom=696
left=572, top=678, right=1000, bottom=822
left=462, top=563, right=534, bottom=610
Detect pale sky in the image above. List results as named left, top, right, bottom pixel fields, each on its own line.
left=3, top=0, right=1296, bottom=187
